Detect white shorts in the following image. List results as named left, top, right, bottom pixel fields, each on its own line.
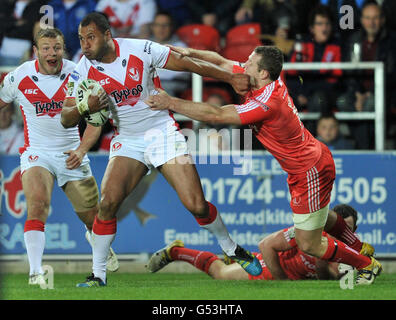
left=109, top=129, right=189, bottom=169
left=292, top=204, right=329, bottom=231
left=20, top=147, right=92, bottom=187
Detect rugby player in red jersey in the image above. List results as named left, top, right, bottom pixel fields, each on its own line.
left=147, top=204, right=359, bottom=281
left=146, top=45, right=381, bottom=285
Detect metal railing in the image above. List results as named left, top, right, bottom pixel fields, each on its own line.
left=1, top=62, right=385, bottom=150
left=189, top=62, right=385, bottom=151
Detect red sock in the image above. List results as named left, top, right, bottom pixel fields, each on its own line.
left=195, top=202, right=217, bottom=226
left=92, top=216, right=117, bottom=235
left=170, top=247, right=220, bottom=274
left=24, top=219, right=45, bottom=232
left=321, top=237, right=371, bottom=269
left=327, top=213, right=362, bottom=252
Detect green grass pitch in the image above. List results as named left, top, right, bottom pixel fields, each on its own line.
left=2, top=273, right=396, bottom=300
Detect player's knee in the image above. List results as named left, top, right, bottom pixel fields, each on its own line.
left=184, top=198, right=207, bottom=217
left=27, top=198, right=50, bottom=220
left=297, top=240, right=319, bottom=256
left=99, top=193, right=122, bottom=219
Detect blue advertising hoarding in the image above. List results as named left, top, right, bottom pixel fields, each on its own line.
left=1, top=152, right=395, bottom=256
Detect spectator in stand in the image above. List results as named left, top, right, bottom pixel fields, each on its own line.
left=0, top=102, right=25, bottom=154
left=287, top=4, right=342, bottom=116
left=96, top=0, right=157, bottom=39
left=316, top=113, right=354, bottom=150
left=48, top=0, right=97, bottom=58
left=150, top=11, right=190, bottom=96
left=340, top=1, right=396, bottom=149
left=187, top=1, right=241, bottom=36
left=0, top=0, right=47, bottom=66
left=155, top=0, right=191, bottom=29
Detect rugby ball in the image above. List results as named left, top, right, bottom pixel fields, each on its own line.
left=76, top=79, right=109, bottom=127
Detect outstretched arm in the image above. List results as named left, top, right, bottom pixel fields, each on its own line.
left=146, top=89, right=242, bottom=125
left=258, top=230, right=293, bottom=280
left=164, top=50, right=251, bottom=96
left=167, top=45, right=236, bottom=72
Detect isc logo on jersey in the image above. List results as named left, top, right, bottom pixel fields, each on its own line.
left=24, top=89, right=38, bottom=95
left=99, top=78, right=110, bottom=86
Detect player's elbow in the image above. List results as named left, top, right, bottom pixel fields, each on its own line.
left=207, top=109, right=239, bottom=126
left=60, top=112, right=76, bottom=128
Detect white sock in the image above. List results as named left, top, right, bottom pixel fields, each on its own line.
left=24, top=230, right=45, bottom=275
left=85, top=228, right=93, bottom=247
left=200, top=213, right=237, bottom=256
left=92, top=232, right=115, bottom=283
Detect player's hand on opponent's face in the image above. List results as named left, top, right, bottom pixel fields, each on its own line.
left=87, top=87, right=109, bottom=113
left=230, top=73, right=254, bottom=96
left=64, top=149, right=84, bottom=170
left=146, top=89, right=172, bottom=111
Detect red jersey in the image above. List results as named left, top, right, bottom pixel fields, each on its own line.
left=233, top=65, right=322, bottom=174
left=250, top=227, right=329, bottom=280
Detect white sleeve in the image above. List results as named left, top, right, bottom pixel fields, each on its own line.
left=0, top=71, right=18, bottom=103
left=147, top=40, right=171, bottom=69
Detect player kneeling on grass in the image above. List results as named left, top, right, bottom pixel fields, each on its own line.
left=147, top=205, right=376, bottom=282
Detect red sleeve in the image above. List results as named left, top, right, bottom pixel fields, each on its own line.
left=235, top=99, right=273, bottom=125
left=232, top=63, right=245, bottom=74
left=283, top=227, right=297, bottom=248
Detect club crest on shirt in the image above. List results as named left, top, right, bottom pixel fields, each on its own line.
left=112, top=142, right=122, bottom=152
left=128, top=67, right=140, bottom=81
left=28, top=155, right=39, bottom=162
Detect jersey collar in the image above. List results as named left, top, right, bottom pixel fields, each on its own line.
left=34, top=59, right=64, bottom=76
left=113, top=39, right=120, bottom=57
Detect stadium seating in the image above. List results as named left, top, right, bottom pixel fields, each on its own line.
left=222, top=23, right=262, bottom=63
left=180, top=86, right=233, bottom=104
left=176, top=24, right=221, bottom=52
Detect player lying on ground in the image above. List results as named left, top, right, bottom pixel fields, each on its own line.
left=60, top=12, right=261, bottom=288
left=147, top=204, right=364, bottom=281
left=0, top=28, right=118, bottom=285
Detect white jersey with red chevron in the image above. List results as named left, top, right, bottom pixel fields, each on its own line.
left=0, top=59, right=81, bottom=153
left=67, top=38, right=177, bottom=136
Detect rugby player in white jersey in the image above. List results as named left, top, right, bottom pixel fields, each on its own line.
left=60, top=12, right=261, bottom=287
left=0, top=28, right=118, bottom=285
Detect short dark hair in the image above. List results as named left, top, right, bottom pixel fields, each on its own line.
left=318, top=112, right=338, bottom=124
left=254, top=46, right=283, bottom=80
left=332, top=204, right=358, bottom=231
left=34, top=27, right=65, bottom=47
left=361, top=1, right=384, bottom=18
left=80, top=12, right=111, bottom=34
left=308, top=4, right=334, bottom=27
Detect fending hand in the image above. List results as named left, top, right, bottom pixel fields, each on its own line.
left=145, top=88, right=172, bottom=111
left=230, top=73, right=253, bottom=96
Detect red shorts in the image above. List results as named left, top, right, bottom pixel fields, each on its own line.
left=248, top=253, right=274, bottom=281
left=287, top=142, right=336, bottom=214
